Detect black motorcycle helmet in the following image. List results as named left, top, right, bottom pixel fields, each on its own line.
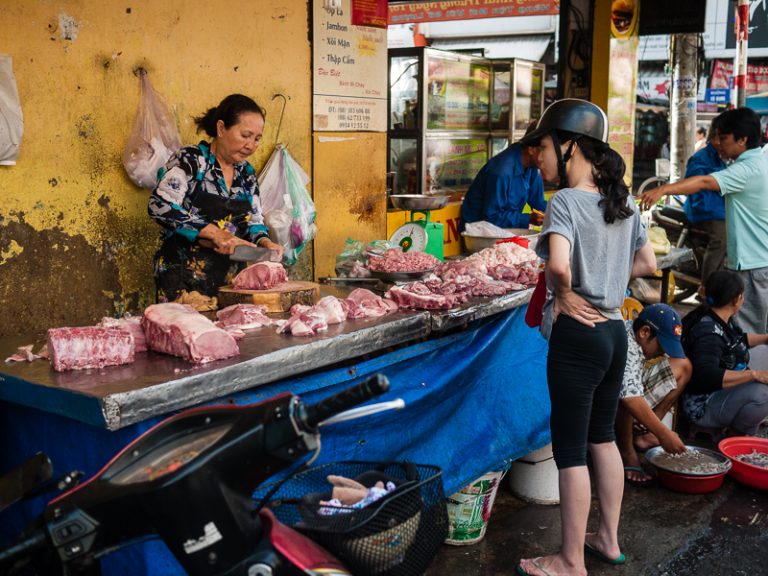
left=521, top=98, right=609, bottom=186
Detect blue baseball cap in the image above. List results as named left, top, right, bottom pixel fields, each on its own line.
left=637, top=303, right=685, bottom=358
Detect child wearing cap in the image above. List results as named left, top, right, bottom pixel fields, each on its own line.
left=616, top=303, right=692, bottom=486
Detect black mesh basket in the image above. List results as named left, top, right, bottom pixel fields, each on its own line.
left=254, top=461, right=448, bottom=576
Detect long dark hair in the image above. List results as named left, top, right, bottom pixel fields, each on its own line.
left=194, top=94, right=265, bottom=138
left=682, top=270, right=745, bottom=334
left=555, top=130, right=632, bottom=224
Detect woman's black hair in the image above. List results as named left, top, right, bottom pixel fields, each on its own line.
left=194, top=94, right=265, bottom=138
left=554, top=129, right=632, bottom=224
left=682, top=270, right=746, bottom=333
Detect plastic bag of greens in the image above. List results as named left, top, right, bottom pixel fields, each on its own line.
left=335, top=239, right=365, bottom=277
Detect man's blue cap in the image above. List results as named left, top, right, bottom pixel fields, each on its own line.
left=638, top=303, right=685, bottom=359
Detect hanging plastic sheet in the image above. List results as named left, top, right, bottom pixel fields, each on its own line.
left=0, top=307, right=550, bottom=575
left=0, top=54, right=23, bottom=165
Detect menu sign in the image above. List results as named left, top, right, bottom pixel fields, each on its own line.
left=314, top=0, right=387, bottom=131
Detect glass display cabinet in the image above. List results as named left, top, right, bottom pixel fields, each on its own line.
left=388, top=48, right=545, bottom=197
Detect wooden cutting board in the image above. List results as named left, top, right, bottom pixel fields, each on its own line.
left=218, top=281, right=320, bottom=313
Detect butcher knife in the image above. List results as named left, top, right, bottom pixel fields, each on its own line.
left=230, top=244, right=279, bottom=262
left=198, top=239, right=278, bottom=262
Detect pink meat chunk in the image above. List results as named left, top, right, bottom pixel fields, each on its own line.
left=142, top=303, right=239, bottom=363
left=345, top=288, right=399, bottom=319
left=47, top=327, right=135, bottom=372
left=232, top=262, right=288, bottom=290
left=99, top=316, right=147, bottom=352
left=215, top=304, right=274, bottom=330
left=278, top=296, right=347, bottom=337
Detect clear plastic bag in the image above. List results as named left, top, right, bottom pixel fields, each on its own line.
left=0, top=54, right=24, bottom=166
left=259, top=145, right=316, bottom=266
left=122, top=72, right=181, bottom=189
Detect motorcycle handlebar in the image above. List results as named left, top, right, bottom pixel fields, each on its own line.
left=0, top=528, right=48, bottom=566
left=300, top=374, right=390, bottom=431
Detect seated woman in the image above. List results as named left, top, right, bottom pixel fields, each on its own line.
left=681, top=270, right=768, bottom=437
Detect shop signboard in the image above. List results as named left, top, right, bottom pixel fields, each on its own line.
left=313, top=0, right=388, bottom=131
left=388, top=0, right=559, bottom=24
left=607, top=0, right=640, bottom=184
left=351, top=0, right=388, bottom=28
left=710, top=60, right=768, bottom=95
left=705, top=88, right=730, bottom=104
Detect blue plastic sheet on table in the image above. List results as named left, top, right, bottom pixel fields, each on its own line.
left=0, top=306, right=550, bottom=575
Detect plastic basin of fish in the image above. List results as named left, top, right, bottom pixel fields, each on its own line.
left=654, top=468, right=728, bottom=494
left=646, top=445, right=731, bottom=494
left=718, top=437, right=768, bottom=491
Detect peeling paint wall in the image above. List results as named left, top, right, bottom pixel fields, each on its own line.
left=0, top=1, right=311, bottom=337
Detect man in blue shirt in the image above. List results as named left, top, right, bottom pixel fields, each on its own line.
left=459, top=134, right=546, bottom=231
left=682, top=119, right=727, bottom=283
left=641, top=108, right=768, bottom=334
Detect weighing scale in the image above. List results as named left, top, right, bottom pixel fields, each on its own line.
left=389, top=209, right=444, bottom=261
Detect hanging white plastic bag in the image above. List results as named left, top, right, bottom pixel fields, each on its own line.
left=259, top=145, right=316, bottom=266
left=122, top=72, right=181, bottom=189
left=0, top=54, right=24, bottom=166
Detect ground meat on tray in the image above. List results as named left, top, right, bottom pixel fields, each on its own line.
left=367, top=249, right=440, bottom=273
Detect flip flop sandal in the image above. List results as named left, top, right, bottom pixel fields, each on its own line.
left=516, top=557, right=555, bottom=576
left=624, top=465, right=654, bottom=487
left=584, top=540, right=626, bottom=565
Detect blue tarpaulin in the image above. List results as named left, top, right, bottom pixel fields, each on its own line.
left=0, top=306, right=550, bottom=575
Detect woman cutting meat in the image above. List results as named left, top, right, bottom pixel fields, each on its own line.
left=149, top=94, right=283, bottom=301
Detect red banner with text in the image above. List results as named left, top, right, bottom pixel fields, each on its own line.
left=388, top=0, right=559, bottom=25
left=711, top=60, right=768, bottom=94
left=352, top=0, right=388, bottom=28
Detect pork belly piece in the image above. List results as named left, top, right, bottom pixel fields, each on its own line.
left=215, top=304, right=274, bottom=330
left=142, top=303, right=239, bottom=363
left=99, top=316, right=147, bottom=352
left=232, top=261, right=287, bottom=290
left=344, top=288, right=399, bottom=319
left=47, top=327, right=135, bottom=372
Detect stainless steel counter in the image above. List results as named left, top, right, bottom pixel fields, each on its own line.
left=0, top=285, right=532, bottom=431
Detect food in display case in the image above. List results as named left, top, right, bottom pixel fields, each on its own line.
left=426, top=53, right=490, bottom=131
left=425, top=138, right=488, bottom=195
left=390, top=55, right=420, bottom=130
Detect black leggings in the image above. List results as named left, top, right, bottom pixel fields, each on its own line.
left=547, top=315, right=628, bottom=469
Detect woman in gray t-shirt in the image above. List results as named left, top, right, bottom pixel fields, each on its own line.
left=517, top=100, right=656, bottom=576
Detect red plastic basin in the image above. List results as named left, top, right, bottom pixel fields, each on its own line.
left=655, top=468, right=727, bottom=494
left=718, top=437, right=768, bottom=491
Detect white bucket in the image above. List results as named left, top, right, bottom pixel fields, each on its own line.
left=509, top=444, right=560, bottom=505
left=445, top=470, right=504, bottom=545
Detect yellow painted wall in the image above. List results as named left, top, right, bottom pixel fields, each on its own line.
left=313, top=133, right=387, bottom=278
left=0, top=0, right=311, bottom=337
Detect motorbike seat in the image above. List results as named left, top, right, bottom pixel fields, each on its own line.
left=658, top=205, right=690, bottom=226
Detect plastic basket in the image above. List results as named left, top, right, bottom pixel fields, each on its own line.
left=254, top=461, right=448, bottom=576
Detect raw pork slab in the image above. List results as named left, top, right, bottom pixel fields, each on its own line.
left=232, top=261, right=287, bottom=290
left=48, top=327, right=135, bottom=372
left=345, top=288, right=399, bottom=319
left=142, top=303, right=239, bottom=363
left=216, top=304, right=274, bottom=330
left=99, top=316, right=147, bottom=352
